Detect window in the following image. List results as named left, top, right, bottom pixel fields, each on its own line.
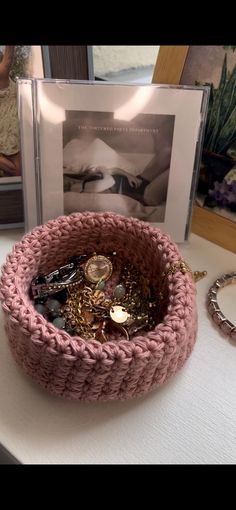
left=92, top=46, right=159, bottom=83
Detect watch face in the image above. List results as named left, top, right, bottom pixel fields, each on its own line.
left=84, top=255, right=113, bottom=283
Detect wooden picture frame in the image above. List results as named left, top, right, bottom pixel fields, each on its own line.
left=152, top=45, right=236, bottom=254
left=152, top=46, right=189, bottom=85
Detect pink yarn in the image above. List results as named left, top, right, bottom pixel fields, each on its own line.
left=0, top=212, right=197, bottom=401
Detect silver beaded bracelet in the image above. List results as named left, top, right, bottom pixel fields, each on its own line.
left=207, top=272, right=236, bottom=340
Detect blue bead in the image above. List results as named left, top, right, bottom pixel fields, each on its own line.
left=48, top=311, right=60, bottom=322
left=52, top=317, right=66, bottom=329
left=34, top=303, right=47, bottom=316
left=114, top=284, right=126, bottom=299
left=47, top=299, right=61, bottom=312
left=97, top=280, right=105, bottom=290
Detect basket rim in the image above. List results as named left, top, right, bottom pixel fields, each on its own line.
left=0, top=212, right=196, bottom=358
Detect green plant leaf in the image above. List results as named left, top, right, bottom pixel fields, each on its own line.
left=207, top=102, right=223, bottom=152
left=204, top=84, right=225, bottom=151
left=204, top=88, right=221, bottom=148
left=223, top=45, right=236, bottom=51
left=204, top=84, right=215, bottom=145
left=204, top=54, right=227, bottom=149
left=218, top=53, right=227, bottom=91
left=204, top=53, right=236, bottom=154
left=215, top=105, right=236, bottom=154
left=218, top=62, right=236, bottom=128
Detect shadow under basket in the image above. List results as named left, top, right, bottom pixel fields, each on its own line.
left=0, top=212, right=197, bottom=402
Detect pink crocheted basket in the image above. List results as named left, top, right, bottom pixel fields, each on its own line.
left=0, top=212, right=197, bottom=402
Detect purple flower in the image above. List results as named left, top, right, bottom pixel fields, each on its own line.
left=208, top=179, right=236, bottom=209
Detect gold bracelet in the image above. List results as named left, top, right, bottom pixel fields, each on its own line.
left=162, top=260, right=207, bottom=282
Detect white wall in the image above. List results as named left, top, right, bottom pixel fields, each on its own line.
left=93, top=46, right=159, bottom=76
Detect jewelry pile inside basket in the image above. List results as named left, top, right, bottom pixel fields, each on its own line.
left=31, top=251, right=158, bottom=343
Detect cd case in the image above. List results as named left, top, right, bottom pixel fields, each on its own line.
left=18, top=79, right=209, bottom=242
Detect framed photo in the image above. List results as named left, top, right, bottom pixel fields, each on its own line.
left=19, top=79, right=208, bottom=242
left=0, top=46, right=48, bottom=183
left=18, top=79, right=39, bottom=231
left=0, top=45, right=49, bottom=228
left=153, top=45, right=236, bottom=253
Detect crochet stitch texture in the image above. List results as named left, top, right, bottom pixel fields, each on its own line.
left=0, top=212, right=197, bottom=401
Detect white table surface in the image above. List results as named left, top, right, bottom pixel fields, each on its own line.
left=0, top=229, right=236, bottom=465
